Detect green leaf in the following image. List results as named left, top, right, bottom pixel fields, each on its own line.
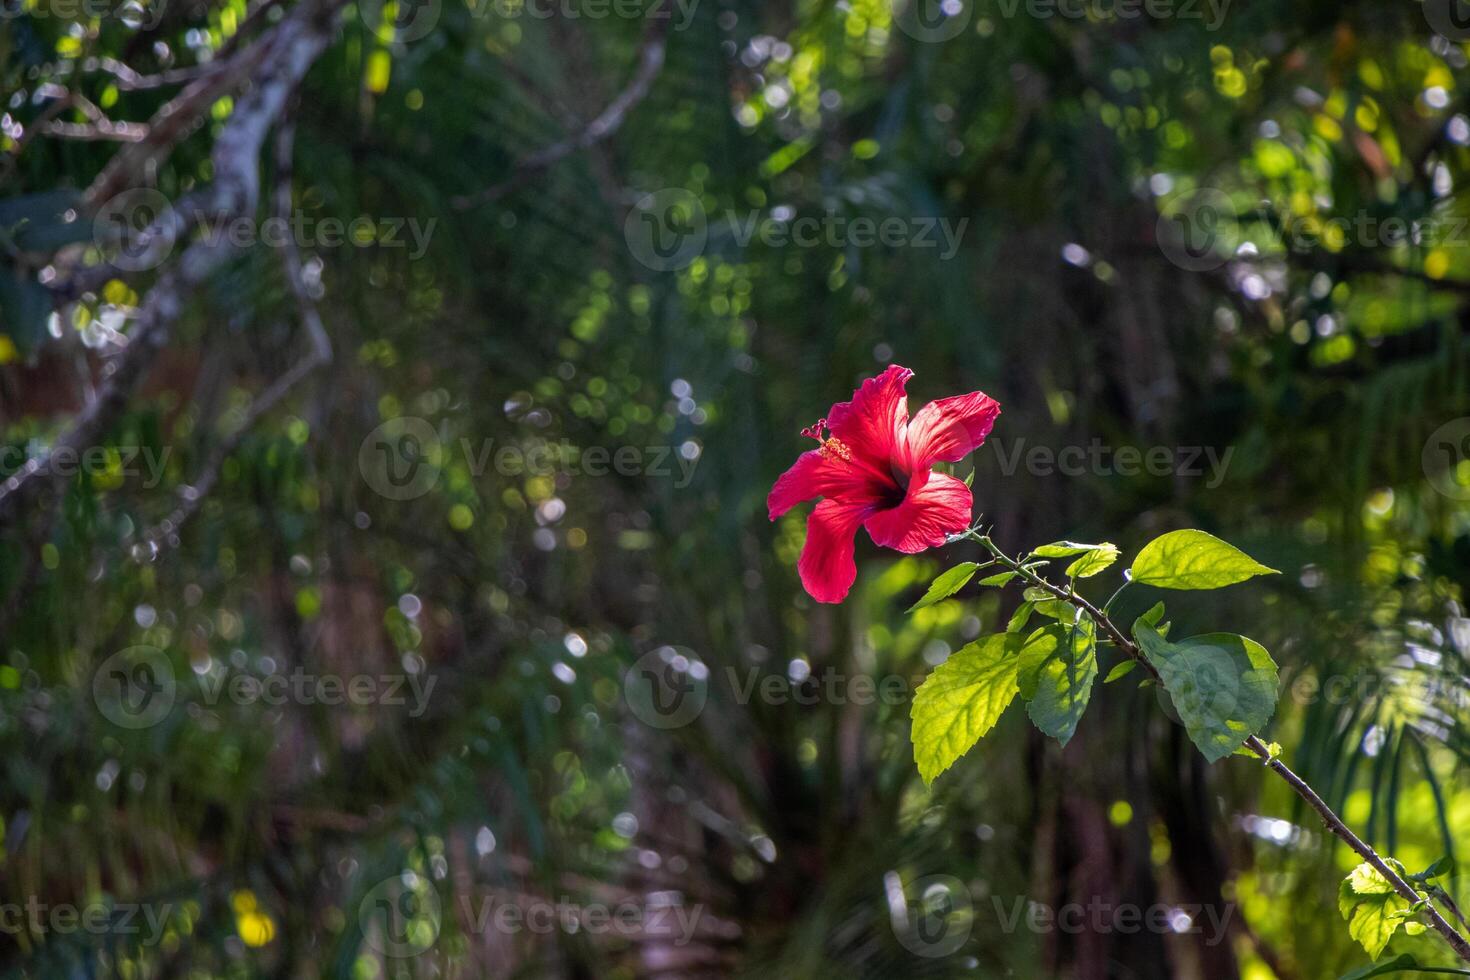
left=1133, top=622, right=1279, bottom=763
left=1411, top=856, right=1454, bottom=881
left=1006, top=601, right=1035, bottom=634
left=1339, top=869, right=1412, bottom=961
left=0, top=266, right=52, bottom=355
left=977, top=571, right=1017, bottom=587
left=1349, top=863, right=1398, bottom=896
left=1016, top=626, right=1067, bottom=699
left=1129, top=529, right=1279, bottom=590
left=1033, top=540, right=1107, bottom=558
left=1066, top=544, right=1119, bottom=578
left=1022, top=586, right=1052, bottom=602
left=1103, top=660, right=1138, bottom=684
left=909, top=562, right=981, bottom=611
left=911, top=634, right=1024, bottom=784
left=1337, top=954, right=1443, bottom=980
left=1023, top=619, right=1098, bottom=745
left=1032, top=598, right=1077, bottom=622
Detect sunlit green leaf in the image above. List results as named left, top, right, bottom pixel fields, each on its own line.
left=1339, top=866, right=1412, bottom=961
left=909, top=562, right=981, bottom=611
left=1066, top=544, right=1119, bottom=579
left=1129, top=530, right=1278, bottom=590
left=911, top=634, right=1024, bottom=785
left=1033, top=541, right=1107, bottom=558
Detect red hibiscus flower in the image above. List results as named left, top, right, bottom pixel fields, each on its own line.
left=768, top=365, right=1000, bottom=604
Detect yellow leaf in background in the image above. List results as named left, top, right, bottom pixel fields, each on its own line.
left=0, top=335, right=17, bottom=365
left=1425, top=248, right=1450, bottom=280
left=232, top=890, right=277, bottom=943
left=367, top=49, right=392, bottom=94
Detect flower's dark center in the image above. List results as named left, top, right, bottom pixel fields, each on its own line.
left=804, top=417, right=911, bottom=507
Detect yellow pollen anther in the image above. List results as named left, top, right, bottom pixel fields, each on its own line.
left=819, top=437, right=853, bottom=462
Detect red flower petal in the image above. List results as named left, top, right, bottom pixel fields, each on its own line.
left=767, top=449, right=885, bottom=520
left=798, top=497, right=878, bottom=603
left=825, top=365, right=914, bottom=471
left=903, top=391, right=1001, bottom=472
left=864, top=472, right=973, bottom=554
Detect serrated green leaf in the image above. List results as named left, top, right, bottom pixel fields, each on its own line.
left=1103, top=660, right=1138, bottom=683
left=1006, top=601, right=1035, bottom=634
left=1343, top=889, right=1411, bottom=960
left=977, top=571, right=1017, bottom=587
left=911, top=634, right=1024, bottom=784
left=1033, top=540, right=1107, bottom=558
left=1133, top=622, right=1279, bottom=763
left=1349, top=863, right=1398, bottom=896
left=909, top=562, right=981, bottom=611
left=1024, top=619, right=1097, bottom=745
left=1067, top=544, right=1119, bottom=578
left=1129, top=529, right=1279, bottom=590
left=1137, top=602, right=1165, bottom=629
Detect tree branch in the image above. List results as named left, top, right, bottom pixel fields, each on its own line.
left=0, top=0, right=347, bottom=526
left=451, top=18, right=669, bottom=210
left=131, top=119, right=332, bottom=554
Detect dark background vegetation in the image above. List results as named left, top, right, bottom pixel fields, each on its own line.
left=4, top=0, right=1470, bottom=975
